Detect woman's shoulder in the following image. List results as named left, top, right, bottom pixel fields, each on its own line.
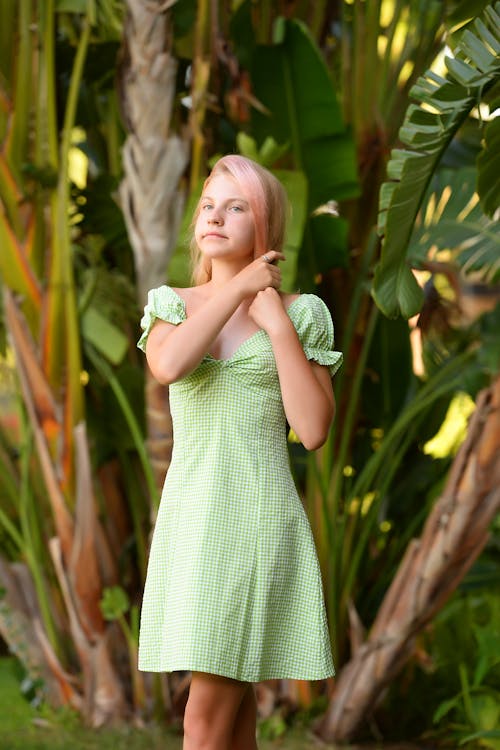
left=138, top=285, right=188, bottom=350
left=280, top=292, right=300, bottom=310
left=169, top=284, right=214, bottom=313
left=145, top=284, right=187, bottom=310
left=281, top=292, right=329, bottom=314
left=146, top=284, right=203, bottom=308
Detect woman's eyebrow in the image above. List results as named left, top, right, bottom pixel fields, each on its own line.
left=201, top=195, right=249, bottom=205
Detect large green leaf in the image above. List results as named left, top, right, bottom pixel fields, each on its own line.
left=374, top=1, right=500, bottom=318
left=244, top=16, right=359, bottom=286
left=310, top=214, right=349, bottom=272
left=477, top=110, right=500, bottom=217
left=81, top=306, right=128, bottom=365
left=445, top=0, right=494, bottom=27
left=250, top=18, right=359, bottom=208
left=275, top=168, right=308, bottom=291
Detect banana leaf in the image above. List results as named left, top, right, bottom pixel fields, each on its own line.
left=249, top=18, right=359, bottom=208
left=409, top=166, right=500, bottom=281
left=477, top=112, right=500, bottom=218
left=374, top=1, right=500, bottom=319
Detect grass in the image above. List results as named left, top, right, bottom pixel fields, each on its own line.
left=0, top=658, right=326, bottom=750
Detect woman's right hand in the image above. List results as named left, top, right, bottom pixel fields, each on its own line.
left=232, top=251, right=285, bottom=298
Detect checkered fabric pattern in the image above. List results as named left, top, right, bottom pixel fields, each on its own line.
left=137, top=285, right=342, bottom=682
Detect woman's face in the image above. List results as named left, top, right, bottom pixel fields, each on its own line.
left=194, top=174, right=256, bottom=264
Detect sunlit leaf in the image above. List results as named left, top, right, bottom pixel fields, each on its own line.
left=409, top=167, right=500, bottom=281
left=375, top=1, right=500, bottom=318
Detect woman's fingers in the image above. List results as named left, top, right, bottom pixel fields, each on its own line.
left=266, top=264, right=281, bottom=288
left=260, top=253, right=282, bottom=287
left=234, top=252, right=283, bottom=296
left=261, top=251, right=285, bottom=265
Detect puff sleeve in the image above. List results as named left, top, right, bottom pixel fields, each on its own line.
left=294, top=294, right=343, bottom=377
left=137, top=285, right=186, bottom=352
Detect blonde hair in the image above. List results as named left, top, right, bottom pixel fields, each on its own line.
left=190, top=155, right=288, bottom=285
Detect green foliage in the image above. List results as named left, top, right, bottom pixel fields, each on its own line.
left=0, top=656, right=323, bottom=749
left=250, top=18, right=359, bottom=206
left=477, top=304, right=500, bottom=374
left=100, top=585, right=130, bottom=621
left=408, top=166, right=500, bottom=280
left=446, top=0, right=494, bottom=26
left=378, top=575, right=500, bottom=743
left=375, top=1, right=500, bottom=318
left=81, top=307, right=129, bottom=365
left=258, top=713, right=288, bottom=740
left=431, top=592, right=500, bottom=748
left=477, top=111, right=500, bottom=217
left=235, top=132, right=290, bottom=168
left=246, top=14, right=359, bottom=286
left=2, top=0, right=500, bottom=738
left=0, top=655, right=178, bottom=748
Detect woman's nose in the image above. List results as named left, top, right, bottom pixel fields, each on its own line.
left=208, top=206, right=223, bottom=224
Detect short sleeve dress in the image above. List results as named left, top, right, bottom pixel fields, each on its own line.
left=137, top=285, right=342, bottom=682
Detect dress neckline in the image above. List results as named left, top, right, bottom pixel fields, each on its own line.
left=166, top=286, right=306, bottom=363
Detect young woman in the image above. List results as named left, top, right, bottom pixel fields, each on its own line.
left=137, top=155, right=342, bottom=749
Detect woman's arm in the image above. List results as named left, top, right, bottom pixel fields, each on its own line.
left=145, top=253, right=283, bottom=384
left=248, top=288, right=335, bottom=450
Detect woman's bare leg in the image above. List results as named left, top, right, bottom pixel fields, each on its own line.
left=231, top=684, right=258, bottom=750
left=183, top=672, right=248, bottom=750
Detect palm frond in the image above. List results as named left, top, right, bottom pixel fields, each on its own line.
left=374, top=1, right=500, bottom=318
left=410, top=166, right=500, bottom=282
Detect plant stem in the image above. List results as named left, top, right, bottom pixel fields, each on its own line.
left=86, top=346, right=157, bottom=511
left=18, top=412, right=59, bottom=653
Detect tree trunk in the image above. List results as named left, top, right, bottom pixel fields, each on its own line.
left=118, top=0, right=190, bottom=496
left=319, top=374, right=500, bottom=742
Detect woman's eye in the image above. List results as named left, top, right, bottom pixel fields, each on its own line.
left=230, top=205, right=243, bottom=212
left=201, top=203, right=212, bottom=210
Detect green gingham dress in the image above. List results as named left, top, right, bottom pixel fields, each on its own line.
left=137, top=285, right=342, bottom=682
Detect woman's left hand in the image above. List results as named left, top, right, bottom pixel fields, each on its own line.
left=248, top=288, right=291, bottom=337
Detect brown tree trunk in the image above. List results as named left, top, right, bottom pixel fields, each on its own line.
left=319, top=375, right=500, bottom=742
left=119, top=0, right=189, bottom=495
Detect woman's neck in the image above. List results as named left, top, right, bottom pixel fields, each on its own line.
left=208, top=256, right=253, bottom=289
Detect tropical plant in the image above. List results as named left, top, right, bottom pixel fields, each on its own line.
left=318, top=0, right=500, bottom=740
left=431, top=592, right=500, bottom=749
left=320, top=369, right=500, bottom=741
left=1, top=0, right=499, bottom=742
left=0, top=0, right=149, bottom=726
left=375, top=0, right=500, bottom=318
